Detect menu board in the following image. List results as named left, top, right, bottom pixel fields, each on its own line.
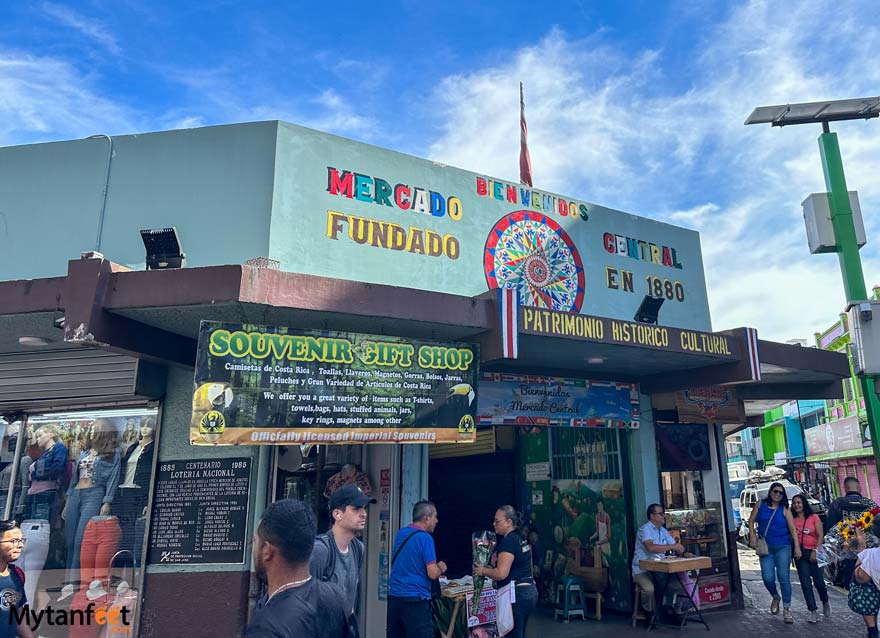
left=148, top=457, right=251, bottom=565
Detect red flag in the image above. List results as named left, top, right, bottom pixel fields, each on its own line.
left=519, top=82, right=533, bottom=187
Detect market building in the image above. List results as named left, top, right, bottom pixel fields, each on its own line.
left=0, top=121, right=849, bottom=637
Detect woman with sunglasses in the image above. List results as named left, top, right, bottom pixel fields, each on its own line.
left=473, top=506, right=537, bottom=638
left=791, top=494, right=830, bottom=622
left=748, top=482, right=801, bottom=623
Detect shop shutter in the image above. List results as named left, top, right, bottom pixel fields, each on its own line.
left=429, top=427, right=496, bottom=459
left=0, top=348, right=166, bottom=413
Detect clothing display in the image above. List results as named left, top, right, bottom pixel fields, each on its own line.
left=65, top=450, right=121, bottom=582
left=65, top=487, right=105, bottom=583
left=18, top=519, right=51, bottom=605
left=79, top=516, right=121, bottom=588
left=116, top=439, right=153, bottom=560
left=26, top=440, right=69, bottom=522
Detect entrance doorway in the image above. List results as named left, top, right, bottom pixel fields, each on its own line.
left=428, top=449, right=517, bottom=576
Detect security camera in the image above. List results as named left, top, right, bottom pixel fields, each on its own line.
left=860, top=302, right=873, bottom=322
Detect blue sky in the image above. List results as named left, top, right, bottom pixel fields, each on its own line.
left=2, top=0, right=879, bottom=341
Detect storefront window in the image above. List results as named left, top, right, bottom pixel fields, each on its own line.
left=1, top=407, right=157, bottom=638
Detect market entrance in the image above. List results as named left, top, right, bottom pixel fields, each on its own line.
left=428, top=439, right=517, bottom=577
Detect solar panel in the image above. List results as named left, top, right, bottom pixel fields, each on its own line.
left=745, top=97, right=880, bottom=126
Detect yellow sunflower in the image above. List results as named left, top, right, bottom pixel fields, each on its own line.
left=861, top=511, right=875, bottom=528
left=841, top=525, right=853, bottom=541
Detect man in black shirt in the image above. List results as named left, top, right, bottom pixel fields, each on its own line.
left=247, top=499, right=352, bottom=638
left=826, top=477, right=871, bottom=587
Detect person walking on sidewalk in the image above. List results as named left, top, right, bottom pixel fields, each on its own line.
left=247, top=499, right=352, bottom=638
left=828, top=477, right=872, bottom=587
left=748, top=481, right=801, bottom=623
left=310, top=484, right=375, bottom=615
left=848, top=528, right=880, bottom=638
left=791, top=494, right=830, bottom=622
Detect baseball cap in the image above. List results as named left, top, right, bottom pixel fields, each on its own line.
left=328, top=484, right=376, bottom=511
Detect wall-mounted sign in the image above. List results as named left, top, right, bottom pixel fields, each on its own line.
left=518, top=307, right=737, bottom=359
left=675, top=387, right=744, bottom=424
left=525, top=462, right=551, bottom=482
left=272, top=123, right=712, bottom=332
left=805, top=415, right=869, bottom=456
left=476, top=373, right=639, bottom=429
left=148, top=458, right=251, bottom=565
left=190, top=321, right=479, bottom=445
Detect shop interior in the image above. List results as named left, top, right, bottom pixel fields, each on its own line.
left=655, top=421, right=731, bottom=610
left=0, top=407, right=157, bottom=638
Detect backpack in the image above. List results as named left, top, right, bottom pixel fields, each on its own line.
left=316, top=532, right=364, bottom=582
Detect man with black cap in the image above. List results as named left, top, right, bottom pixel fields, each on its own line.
left=311, top=484, right=375, bottom=615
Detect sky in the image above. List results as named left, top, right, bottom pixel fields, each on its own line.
left=2, top=0, right=879, bottom=342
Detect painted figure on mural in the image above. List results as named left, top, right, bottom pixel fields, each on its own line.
left=590, top=498, right=612, bottom=567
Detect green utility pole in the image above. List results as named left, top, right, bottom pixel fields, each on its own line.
left=818, top=130, right=880, bottom=479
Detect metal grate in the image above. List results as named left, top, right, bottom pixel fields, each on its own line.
left=550, top=428, right=622, bottom=481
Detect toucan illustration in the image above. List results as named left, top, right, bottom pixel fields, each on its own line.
left=414, top=383, right=476, bottom=428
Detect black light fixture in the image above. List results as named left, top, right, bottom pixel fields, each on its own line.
left=140, top=227, right=186, bottom=270
left=633, top=295, right=664, bottom=324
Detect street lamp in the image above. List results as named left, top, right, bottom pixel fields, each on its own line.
left=745, top=96, right=880, bottom=482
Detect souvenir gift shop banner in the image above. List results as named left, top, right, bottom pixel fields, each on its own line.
left=271, top=123, right=712, bottom=332
left=190, top=321, right=479, bottom=445
left=476, top=372, right=639, bottom=612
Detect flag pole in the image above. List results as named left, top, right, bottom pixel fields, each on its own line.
left=519, top=82, right=533, bottom=187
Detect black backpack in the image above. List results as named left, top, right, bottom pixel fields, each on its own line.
left=316, top=532, right=364, bottom=581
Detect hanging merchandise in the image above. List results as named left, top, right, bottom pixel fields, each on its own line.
left=575, top=434, right=590, bottom=477
left=595, top=437, right=608, bottom=475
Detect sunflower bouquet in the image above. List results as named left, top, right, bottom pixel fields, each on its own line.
left=818, top=502, right=880, bottom=566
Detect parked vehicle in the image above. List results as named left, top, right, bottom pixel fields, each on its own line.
left=727, top=461, right=750, bottom=528
left=738, top=468, right=827, bottom=536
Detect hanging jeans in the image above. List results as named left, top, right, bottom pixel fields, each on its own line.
left=795, top=547, right=829, bottom=611
left=79, top=517, right=122, bottom=588
left=759, top=544, right=793, bottom=606
left=65, top=487, right=105, bottom=584
left=19, top=519, right=51, bottom=605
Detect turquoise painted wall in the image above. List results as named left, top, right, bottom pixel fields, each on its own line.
left=1, top=120, right=712, bottom=331
left=271, top=122, right=712, bottom=331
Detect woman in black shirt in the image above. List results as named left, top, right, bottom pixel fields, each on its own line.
left=473, top=505, right=538, bottom=638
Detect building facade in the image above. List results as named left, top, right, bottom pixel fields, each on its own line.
left=0, top=122, right=848, bottom=637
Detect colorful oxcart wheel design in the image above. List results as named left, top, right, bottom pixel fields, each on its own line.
left=484, top=210, right=585, bottom=312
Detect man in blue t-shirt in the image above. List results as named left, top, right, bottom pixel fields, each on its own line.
left=387, top=501, right=446, bottom=638
left=0, top=519, right=33, bottom=638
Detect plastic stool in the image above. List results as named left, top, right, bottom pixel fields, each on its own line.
left=554, top=577, right=586, bottom=622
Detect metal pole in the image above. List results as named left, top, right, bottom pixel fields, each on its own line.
left=4, top=414, right=28, bottom=520
left=818, top=130, right=880, bottom=483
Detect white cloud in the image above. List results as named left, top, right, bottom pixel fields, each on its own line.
left=0, top=52, right=136, bottom=144
left=40, top=2, right=122, bottom=56
left=426, top=1, right=880, bottom=342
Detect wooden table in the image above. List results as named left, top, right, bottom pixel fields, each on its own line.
left=439, top=588, right=470, bottom=638
left=638, top=557, right=711, bottom=631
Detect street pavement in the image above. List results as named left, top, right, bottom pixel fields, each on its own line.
left=525, top=546, right=867, bottom=637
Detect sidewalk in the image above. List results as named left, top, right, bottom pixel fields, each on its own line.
left=526, top=546, right=865, bottom=637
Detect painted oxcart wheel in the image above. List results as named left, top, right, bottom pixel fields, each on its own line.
left=484, top=210, right=585, bottom=312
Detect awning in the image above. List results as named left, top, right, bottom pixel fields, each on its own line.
left=0, top=255, right=849, bottom=413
